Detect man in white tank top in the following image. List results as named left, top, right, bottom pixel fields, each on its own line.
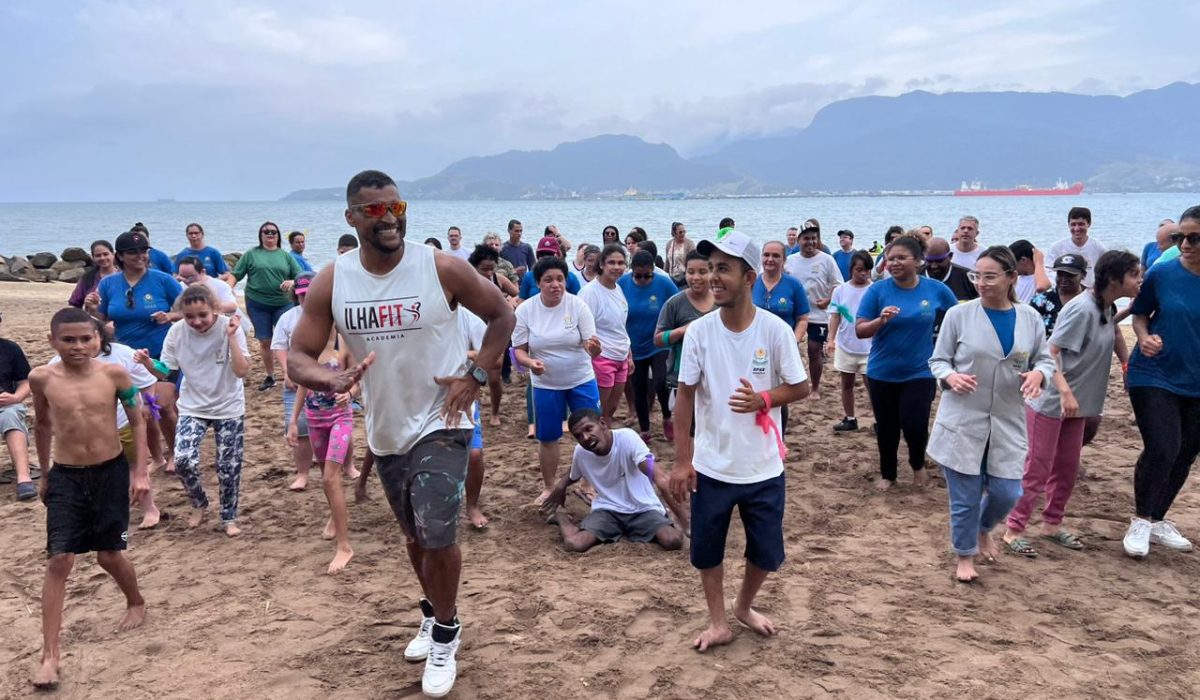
left=287, top=170, right=514, bottom=698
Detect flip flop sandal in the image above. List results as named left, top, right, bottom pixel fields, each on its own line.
left=0, top=468, right=14, bottom=484
left=1044, top=531, right=1084, bottom=550
left=1004, top=537, right=1038, bottom=558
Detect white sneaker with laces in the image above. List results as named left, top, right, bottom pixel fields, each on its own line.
left=422, top=622, right=461, bottom=698
left=404, top=614, right=434, bottom=662
left=1123, top=517, right=1152, bottom=558
left=1150, top=520, right=1194, bottom=552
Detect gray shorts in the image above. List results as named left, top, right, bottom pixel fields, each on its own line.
left=376, top=429, right=470, bottom=549
left=580, top=508, right=674, bottom=544
left=0, top=403, right=28, bottom=437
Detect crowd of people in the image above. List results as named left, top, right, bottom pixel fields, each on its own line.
left=3, top=175, right=1198, bottom=695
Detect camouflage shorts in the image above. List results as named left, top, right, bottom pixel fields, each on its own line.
left=376, top=429, right=470, bottom=549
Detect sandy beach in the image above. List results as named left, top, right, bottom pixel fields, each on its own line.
left=1, top=280, right=1198, bottom=699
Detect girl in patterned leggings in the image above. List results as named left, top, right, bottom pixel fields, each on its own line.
left=158, top=284, right=251, bottom=537
left=288, top=327, right=358, bottom=573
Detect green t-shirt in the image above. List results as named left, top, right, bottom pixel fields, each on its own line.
left=232, top=247, right=302, bottom=307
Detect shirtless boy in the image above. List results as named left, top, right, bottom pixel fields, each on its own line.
left=29, top=307, right=150, bottom=690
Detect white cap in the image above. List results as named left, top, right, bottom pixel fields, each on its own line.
left=698, top=228, right=760, bottom=270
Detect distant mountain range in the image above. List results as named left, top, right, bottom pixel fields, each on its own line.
left=282, top=82, right=1200, bottom=200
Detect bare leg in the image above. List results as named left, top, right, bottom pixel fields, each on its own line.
left=694, top=565, right=735, bottom=652
left=598, top=385, right=616, bottom=425
left=260, top=339, right=275, bottom=378
left=464, top=448, right=488, bottom=528
left=289, top=437, right=313, bottom=491
left=153, top=382, right=178, bottom=459
left=487, top=369, right=503, bottom=426
left=145, top=413, right=167, bottom=472
left=355, top=450, right=375, bottom=503
left=549, top=512, right=600, bottom=552
left=807, top=339, right=824, bottom=396
left=956, top=555, right=979, bottom=583
left=977, top=531, right=1001, bottom=563
left=33, top=553, right=74, bottom=689
left=409, top=542, right=462, bottom=625
left=622, top=380, right=637, bottom=426
left=6, top=430, right=32, bottom=484
left=95, top=550, right=147, bottom=630
left=653, top=524, right=684, bottom=551
left=654, top=473, right=690, bottom=531
left=137, top=487, right=160, bottom=530
left=840, top=372, right=857, bottom=418
left=342, top=433, right=360, bottom=479
left=321, top=460, right=354, bottom=574
left=187, top=506, right=207, bottom=529
left=535, top=441, right=560, bottom=505
left=732, top=561, right=775, bottom=636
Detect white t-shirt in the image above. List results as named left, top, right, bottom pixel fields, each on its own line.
left=952, top=244, right=982, bottom=270
left=270, top=305, right=303, bottom=352
left=783, top=251, right=842, bottom=324
left=579, top=280, right=631, bottom=361
left=569, top=428, right=663, bottom=515
left=50, top=342, right=157, bottom=431
left=161, top=315, right=251, bottom=420
left=678, top=308, right=807, bottom=483
left=829, top=282, right=872, bottom=355
left=512, top=293, right=597, bottom=390
left=1047, top=237, right=1106, bottom=287
left=457, top=307, right=486, bottom=351
left=448, top=247, right=472, bottom=261
left=1015, top=274, right=1038, bottom=304
left=204, top=277, right=237, bottom=308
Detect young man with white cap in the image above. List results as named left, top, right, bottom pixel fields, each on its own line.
left=670, top=228, right=810, bottom=652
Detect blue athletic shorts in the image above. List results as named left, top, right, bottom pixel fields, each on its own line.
left=689, top=472, right=786, bottom=572
left=532, top=380, right=601, bottom=442
left=244, top=297, right=294, bottom=341
left=471, top=403, right=483, bottom=451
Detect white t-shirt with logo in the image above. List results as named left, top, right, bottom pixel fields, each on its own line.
left=161, top=315, right=251, bottom=420
left=829, top=282, right=872, bottom=355
left=569, top=428, right=663, bottom=515
left=1047, top=237, right=1106, bottom=287
left=512, top=293, right=597, bottom=391
left=579, top=280, right=631, bottom=361
left=678, top=308, right=807, bottom=484
left=783, top=251, right=842, bottom=324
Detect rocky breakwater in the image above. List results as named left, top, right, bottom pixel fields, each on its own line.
left=0, top=248, right=243, bottom=283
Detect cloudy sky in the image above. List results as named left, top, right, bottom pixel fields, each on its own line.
left=1, top=0, right=1195, bottom=201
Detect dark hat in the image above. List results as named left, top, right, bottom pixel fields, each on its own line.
left=115, top=230, right=150, bottom=253
left=1052, top=254, right=1087, bottom=275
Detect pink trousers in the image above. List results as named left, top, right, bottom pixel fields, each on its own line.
left=1006, top=408, right=1086, bottom=532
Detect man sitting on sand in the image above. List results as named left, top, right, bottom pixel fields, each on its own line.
left=29, top=307, right=150, bottom=689
left=541, top=409, right=686, bottom=552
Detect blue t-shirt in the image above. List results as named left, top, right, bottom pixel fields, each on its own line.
left=983, top=307, right=1016, bottom=357
left=519, top=269, right=581, bottom=300
left=857, top=277, right=958, bottom=382
left=174, top=246, right=229, bottom=277
left=752, top=274, right=811, bottom=329
left=290, top=251, right=314, bottom=273
left=1141, top=241, right=1163, bottom=270
left=786, top=244, right=801, bottom=256
left=1127, top=259, right=1200, bottom=397
left=97, top=271, right=183, bottom=359
left=618, top=271, right=678, bottom=360
left=148, top=247, right=174, bottom=274
left=832, top=250, right=854, bottom=281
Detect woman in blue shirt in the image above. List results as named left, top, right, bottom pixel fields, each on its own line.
left=856, top=236, right=957, bottom=490
left=1122, top=205, right=1200, bottom=558
left=88, top=230, right=184, bottom=472
left=618, top=251, right=679, bottom=442
left=753, top=241, right=811, bottom=434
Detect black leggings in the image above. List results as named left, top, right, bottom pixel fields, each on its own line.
left=633, top=353, right=672, bottom=432
left=1129, top=385, right=1200, bottom=520
left=867, top=377, right=937, bottom=482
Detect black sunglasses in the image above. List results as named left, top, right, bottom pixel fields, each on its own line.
left=125, top=288, right=135, bottom=309
left=1171, top=232, right=1200, bottom=246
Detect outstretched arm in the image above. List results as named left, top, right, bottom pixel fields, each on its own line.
left=288, top=267, right=373, bottom=393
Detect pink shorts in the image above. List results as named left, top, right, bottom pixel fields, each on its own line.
left=306, top=405, right=354, bottom=466
left=592, top=356, right=629, bottom=388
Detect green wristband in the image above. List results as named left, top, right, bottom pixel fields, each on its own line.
left=661, top=331, right=672, bottom=347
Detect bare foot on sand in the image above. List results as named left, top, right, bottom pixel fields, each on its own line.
left=138, top=505, right=161, bottom=530
left=733, top=606, right=777, bottom=637
left=224, top=522, right=242, bottom=538
left=328, top=546, right=354, bottom=574
left=163, top=451, right=175, bottom=474
left=534, top=490, right=552, bottom=508
left=354, top=486, right=369, bottom=504
left=955, top=557, right=979, bottom=583
left=289, top=475, right=308, bottom=491
left=489, top=414, right=501, bottom=427
left=875, top=478, right=894, bottom=492
left=187, top=508, right=207, bottom=529
left=322, top=517, right=336, bottom=540
left=31, top=656, right=59, bottom=690
left=526, top=425, right=536, bottom=440
left=465, top=505, right=489, bottom=529
left=978, top=532, right=1001, bottom=563
left=913, top=469, right=930, bottom=487
left=693, top=624, right=735, bottom=652
left=343, top=465, right=361, bottom=479
left=118, top=603, right=147, bottom=631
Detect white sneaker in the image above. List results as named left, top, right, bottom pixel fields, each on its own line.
left=422, top=622, right=461, bottom=698
left=1123, top=517, right=1152, bottom=558
left=1150, top=520, right=1194, bottom=552
left=404, top=600, right=435, bottom=662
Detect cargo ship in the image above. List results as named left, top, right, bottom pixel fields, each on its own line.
left=954, top=179, right=1084, bottom=197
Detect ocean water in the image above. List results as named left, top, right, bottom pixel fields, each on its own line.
left=1, top=193, right=1196, bottom=270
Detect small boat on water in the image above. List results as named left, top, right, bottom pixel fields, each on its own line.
left=954, top=179, right=1084, bottom=197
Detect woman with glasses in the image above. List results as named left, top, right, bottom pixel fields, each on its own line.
left=602, top=225, right=620, bottom=247
left=619, top=250, right=680, bottom=442
left=231, top=221, right=302, bottom=391
left=69, top=240, right=117, bottom=309
left=928, top=246, right=1054, bottom=583
left=87, top=229, right=183, bottom=474
left=855, top=236, right=957, bottom=491
left=1122, top=206, right=1200, bottom=558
